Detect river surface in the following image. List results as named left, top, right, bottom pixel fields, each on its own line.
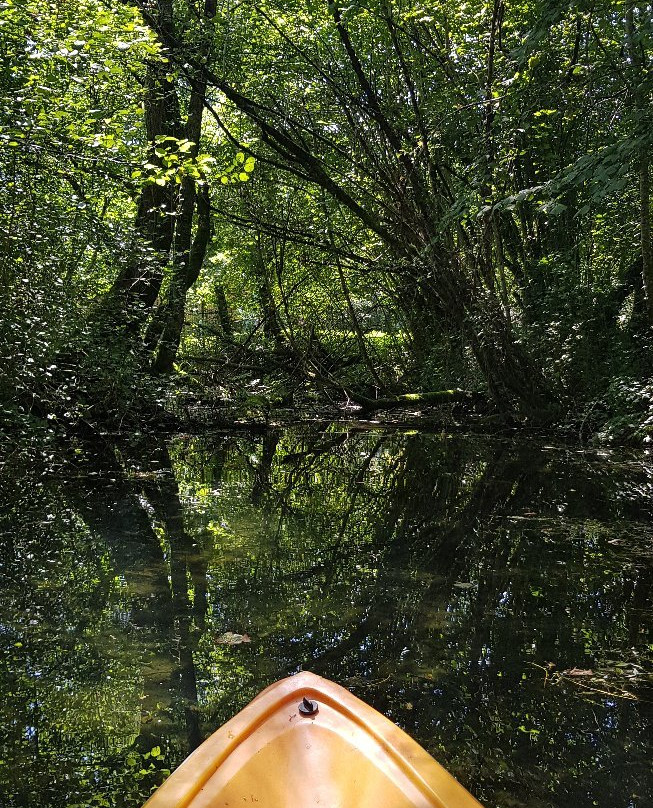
left=1, top=425, right=652, bottom=807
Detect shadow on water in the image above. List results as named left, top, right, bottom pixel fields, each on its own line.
left=0, top=426, right=652, bottom=807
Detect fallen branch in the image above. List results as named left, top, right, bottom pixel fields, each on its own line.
left=352, top=388, right=484, bottom=413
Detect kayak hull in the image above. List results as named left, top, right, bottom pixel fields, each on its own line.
left=143, top=671, right=483, bottom=808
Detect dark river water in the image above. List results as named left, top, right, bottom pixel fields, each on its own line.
left=1, top=426, right=652, bottom=808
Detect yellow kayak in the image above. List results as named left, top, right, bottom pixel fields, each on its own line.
left=143, top=671, right=484, bottom=808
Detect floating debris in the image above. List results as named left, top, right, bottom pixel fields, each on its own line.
left=215, top=632, right=252, bottom=645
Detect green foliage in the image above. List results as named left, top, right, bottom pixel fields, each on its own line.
left=1, top=0, right=653, bottom=432
left=0, top=0, right=159, bottom=424
left=590, top=375, right=653, bottom=445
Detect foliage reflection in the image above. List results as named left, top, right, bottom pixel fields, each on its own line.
left=1, top=428, right=651, bottom=807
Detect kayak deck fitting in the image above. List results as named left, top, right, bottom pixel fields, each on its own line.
left=143, top=671, right=484, bottom=808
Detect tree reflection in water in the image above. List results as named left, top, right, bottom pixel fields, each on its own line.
left=0, top=427, right=651, bottom=807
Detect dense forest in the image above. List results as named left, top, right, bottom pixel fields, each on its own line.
left=1, top=0, right=653, bottom=437
left=2, top=6, right=653, bottom=807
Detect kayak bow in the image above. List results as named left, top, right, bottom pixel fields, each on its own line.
left=143, top=671, right=484, bottom=808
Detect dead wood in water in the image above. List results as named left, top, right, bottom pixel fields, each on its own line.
left=352, top=389, right=486, bottom=413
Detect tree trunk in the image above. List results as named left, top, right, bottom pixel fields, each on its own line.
left=626, top=1, right=653, bottom=325
left=152, top=184, right=212, bottom=373
left=416, top=249, right=555, bottom=422
left=639, top=150, right=653, bottom=324
left=215, top=283, right=233, bottom=337
left=254, top=237, right=284, bottom=348
left=464, top=298, right=554, bottom=422
left=106, top=0, right=180, bottom=327
left=150, top=1, right=217, bottom=372
left=89, top=0, right=216, bottom=374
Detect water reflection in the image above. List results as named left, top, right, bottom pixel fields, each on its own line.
left=0, top=428, right=652, bottom=807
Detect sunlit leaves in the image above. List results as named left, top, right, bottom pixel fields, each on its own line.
left=218, top=152, right=256, bottom=185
